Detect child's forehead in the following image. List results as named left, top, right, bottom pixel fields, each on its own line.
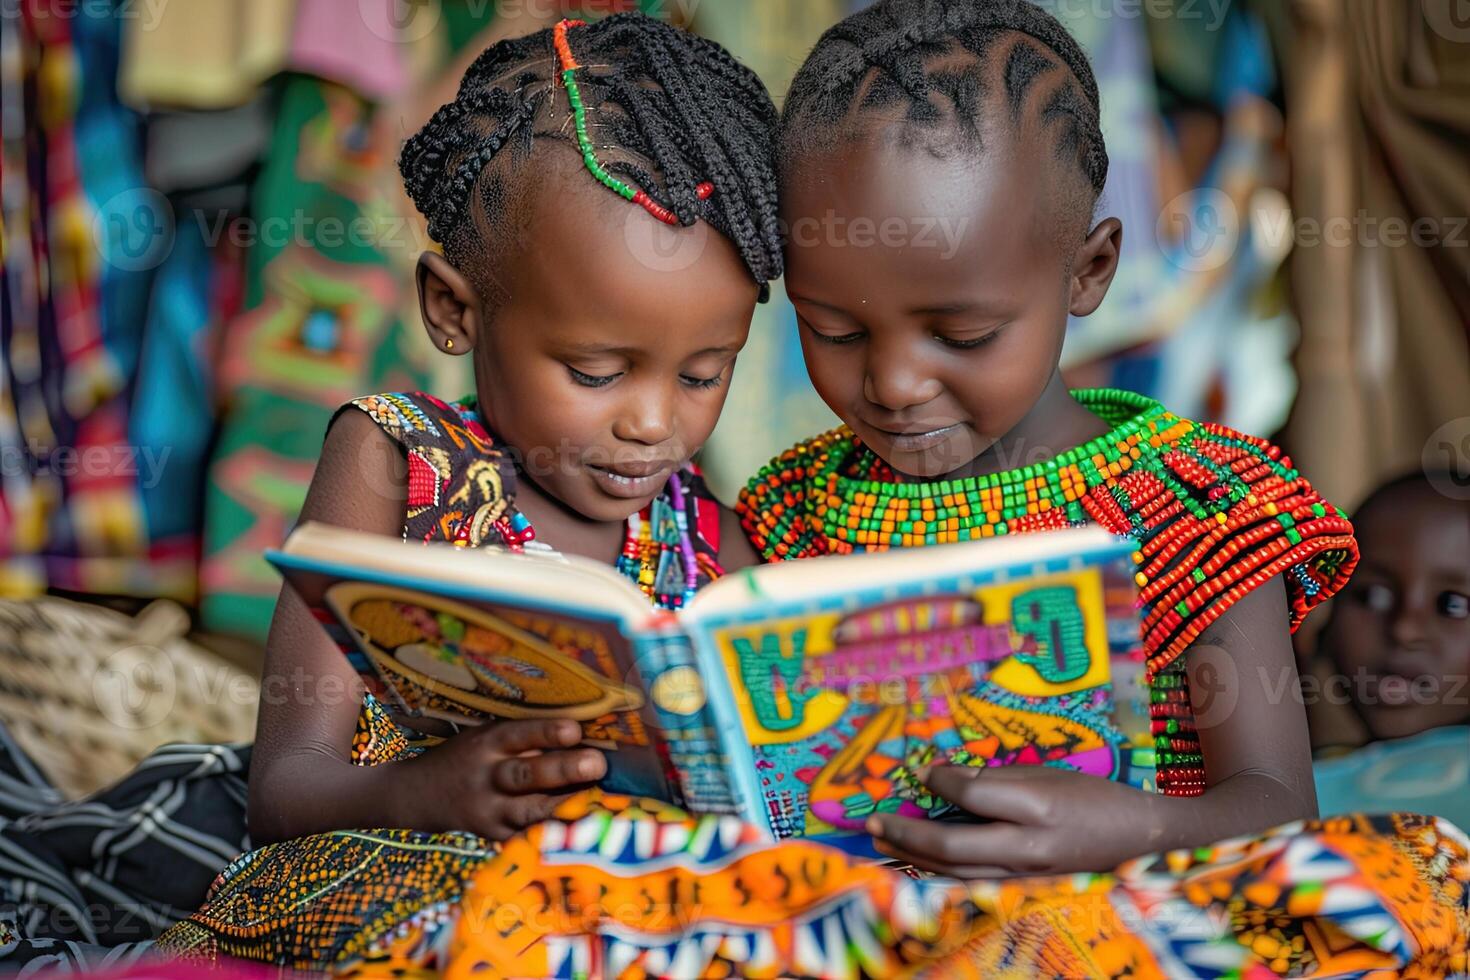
left=1355, top=487, right=1470, bottom=569
left=780, top=132, right=1063, bottom=267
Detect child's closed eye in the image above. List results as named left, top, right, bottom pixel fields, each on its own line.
left=680, top=373, right=725, bottom=390
left=568, top=366, right=623, bottom=388
left=799, top=317, right=864, bottom=345
left=935, top=329, right=1004, bottom=350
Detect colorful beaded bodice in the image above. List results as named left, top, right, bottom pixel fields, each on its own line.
left=737, top=388, right=1359, bottom=797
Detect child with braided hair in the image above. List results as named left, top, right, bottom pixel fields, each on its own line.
left=156, top=17, right=785, bottom=969
left=239, top=12, right=784, bottom=849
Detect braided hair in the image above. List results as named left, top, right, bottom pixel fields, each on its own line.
left=782, top=0, right=1108, bottom=233
left=400, top=13, right=783, bottom=295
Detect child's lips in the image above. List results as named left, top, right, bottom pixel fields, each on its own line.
left=867, top=422, right=963, bottom=454
left=586, top=462, right=671, bottom=499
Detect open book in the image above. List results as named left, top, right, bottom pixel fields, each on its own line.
left=271, top=523, right=1155, bottom=854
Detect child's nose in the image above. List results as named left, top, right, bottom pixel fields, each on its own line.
left=1388, top=594, right=1431, bottom=651
left=863, top=355, right=942, bottom=412
left=613, top=383, right=676, bottom=445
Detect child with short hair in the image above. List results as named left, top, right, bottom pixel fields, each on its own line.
left=738, top=0, right=1355, bottom=877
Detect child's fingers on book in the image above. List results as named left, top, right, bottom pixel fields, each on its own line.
left=501, top=791, right=574, bottom=830
left=485, top=718, right=584, bottom=754
left=491, top=749, right=605, bottom=793
left=870, top=836, right=1017, bottom=879
left=922, top=764, right=1052, bottom=825
left=871, top=814, right=1037, bottom=872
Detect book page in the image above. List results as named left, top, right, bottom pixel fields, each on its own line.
left=281, top=522, right=655, bottom=623
left=272, top=523, right=681, bottom=799
left=680, top=530, right=1153, bottom=849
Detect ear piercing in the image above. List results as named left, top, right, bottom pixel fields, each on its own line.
left=445, top=339, right=455, bottom=351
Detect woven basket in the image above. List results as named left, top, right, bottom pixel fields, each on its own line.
left=0, top=597, right=259, bottom=799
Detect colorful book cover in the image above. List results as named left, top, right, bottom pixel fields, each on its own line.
left=270, top=523, right=1154, bottom=852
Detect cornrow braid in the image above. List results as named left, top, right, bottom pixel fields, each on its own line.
left=400, top=12, right=782, bottom=290
left=783, top=0, right=1108, bottom=203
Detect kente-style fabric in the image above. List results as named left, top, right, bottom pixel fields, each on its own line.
left=158, top=790, right=1470, bottom=977
left=735, top=388, right=1359, bottom=798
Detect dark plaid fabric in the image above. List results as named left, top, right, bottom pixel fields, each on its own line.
left=0, top=723, right=250, bottom=969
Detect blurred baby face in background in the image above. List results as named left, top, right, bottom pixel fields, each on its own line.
left=1324, top=477, right=1470, bottom=741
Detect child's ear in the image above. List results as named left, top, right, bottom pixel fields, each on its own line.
left=1068, top=217, right=1123, bottom=317
left=416, top=252, right=482, bottom=354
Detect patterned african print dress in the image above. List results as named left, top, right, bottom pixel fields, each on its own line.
left=157, top=390, right=1470, bottom=977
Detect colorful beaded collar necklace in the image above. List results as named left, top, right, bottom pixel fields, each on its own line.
left=759, top=389, right=1175, bottom=555
left=554, top=18, right=714, bottom=226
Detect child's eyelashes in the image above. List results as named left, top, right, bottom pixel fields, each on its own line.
left=568, top=367, right=622, bottom=388
left=800, top=320, right=864, bottom=345
left=936, top=329, right=1003, bottom=350
left=800, top=317, right=1005, bottom=350
left=567, top=367, right=725, bottom=390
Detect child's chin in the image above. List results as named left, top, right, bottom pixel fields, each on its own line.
left=881, top=447, right=980, bottom=482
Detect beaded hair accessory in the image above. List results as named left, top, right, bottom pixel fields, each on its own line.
left=554, top=18, right=715, bottom=226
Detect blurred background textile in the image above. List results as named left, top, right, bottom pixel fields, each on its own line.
left=2, top=0, right=1467, bottom=656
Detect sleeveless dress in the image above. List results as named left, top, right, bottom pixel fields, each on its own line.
left=158, top=391, right=1470, bottom=978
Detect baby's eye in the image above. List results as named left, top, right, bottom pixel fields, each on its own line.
left=568, top=367, right=622, bottom=388
left=1353, top=582, right=1396, bottom=614
left=1439, top=592, right=1469, bottom=620
left=681, top=373, right=724, bottom=390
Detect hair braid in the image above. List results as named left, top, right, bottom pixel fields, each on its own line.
left=401, top=12, right=782, bottom=288
left=783, top=0, right=1109, bottom=204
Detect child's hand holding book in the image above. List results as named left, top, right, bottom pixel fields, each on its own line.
left=404, top=719, right=607, bottom=841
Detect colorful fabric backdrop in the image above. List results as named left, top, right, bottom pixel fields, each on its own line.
left=5, top=0, right=1466, bottom=638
